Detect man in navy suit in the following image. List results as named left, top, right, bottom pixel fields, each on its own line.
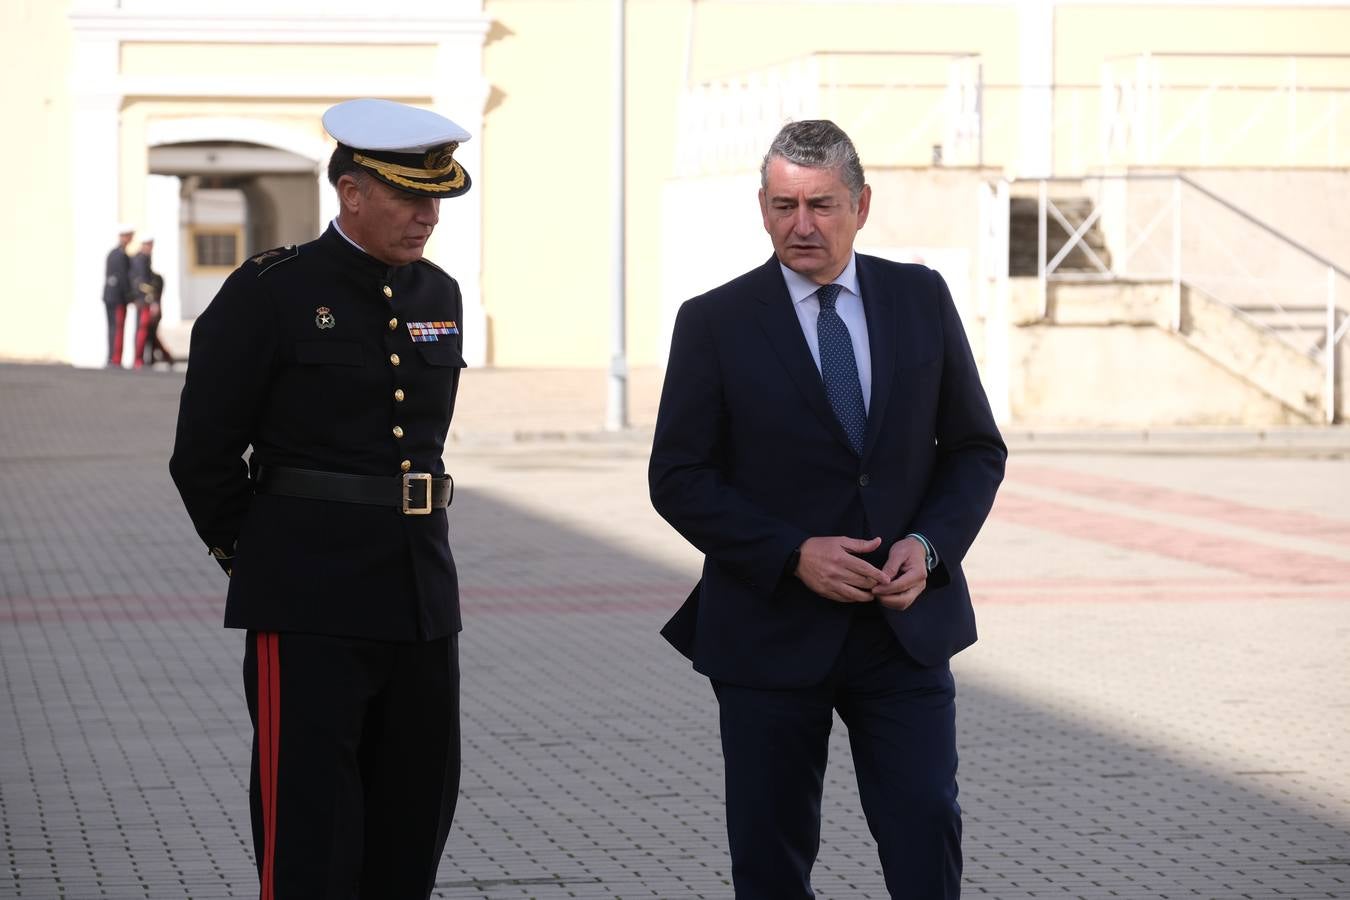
left=649, top=120, right=1006, bottom=898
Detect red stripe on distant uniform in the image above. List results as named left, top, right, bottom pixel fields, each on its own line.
left=257, top=633, right=280, bottom=900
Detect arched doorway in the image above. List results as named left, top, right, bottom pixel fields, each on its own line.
left=147, top=140, right=320, bottom=328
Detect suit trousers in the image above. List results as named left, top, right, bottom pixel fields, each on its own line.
left=712, top=609, right=962, bottom=899
left=243, top=630, right=460, bottom=900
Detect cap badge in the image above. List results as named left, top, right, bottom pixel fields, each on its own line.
left=315, top=307, right=336, bottom=329
left=425, top=143, right=459, bottom=172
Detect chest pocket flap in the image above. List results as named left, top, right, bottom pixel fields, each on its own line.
left=415, top=342, right=467, bottom=368
left=296, top=340, right=364, bottom=367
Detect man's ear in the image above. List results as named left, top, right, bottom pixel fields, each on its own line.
left=855, top=184, right=872, bottom=230
left=337, top=174, right=364, bottom=214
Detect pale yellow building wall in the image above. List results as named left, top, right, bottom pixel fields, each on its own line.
left=1054, top=4, right=1350, bottom=170
left=481, top=0, right=1023, bottom=367
left=1055, top=4, right=1350, bottom=82
left=626, top=1, right=692, bottom=374
left=119, top=43, right=439, bottom=78
left=4, top=1, right=1346, bottom=375
left=684, top=2, right=1020, bottom=84
left=480, top=0, right=616, bottom=367
left=3, top=1, right=76, bottom=362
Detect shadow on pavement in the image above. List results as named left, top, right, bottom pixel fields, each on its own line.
left=1, top=364, right=1347, bottom=898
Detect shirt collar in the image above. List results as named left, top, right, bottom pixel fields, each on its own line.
left=331, top=217, right=367, bottom=254
left=780, top=252, right=860, bottom=305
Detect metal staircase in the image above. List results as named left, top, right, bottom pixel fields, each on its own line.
left=996, top=174, right=1349, bottom=423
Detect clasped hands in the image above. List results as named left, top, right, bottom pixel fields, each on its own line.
left=793, top=535, right=927, bottom=611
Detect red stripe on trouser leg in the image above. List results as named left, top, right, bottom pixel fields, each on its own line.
left=268, top=634, right=280, bottom=891
left=111, top=305, right=126, bottom=363
left=134, top=305, right=152, bottom=366
left=257, top=633, right=280, bottom=900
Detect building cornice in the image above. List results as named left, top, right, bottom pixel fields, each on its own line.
left=69, top=11, right=491, bottom=45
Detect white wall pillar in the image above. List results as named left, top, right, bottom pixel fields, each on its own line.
left=67, top=35, right=123, bottom=369
left=431, top=25, right=491, bottom=367
left=981, top=180, right=1012, bottom=425
left=1017, top=0, right=1055, bottom=179
left=318, top=161, right=339, bottom=236
left=147, top=174, right=183, bottom=326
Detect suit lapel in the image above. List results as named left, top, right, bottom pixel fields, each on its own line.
left=858, top=255, right=896, bottom=460
left=751, top=258, right=856, bottom=452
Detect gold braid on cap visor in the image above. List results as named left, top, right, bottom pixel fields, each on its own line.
left=352, top=151, right=466, bottom=193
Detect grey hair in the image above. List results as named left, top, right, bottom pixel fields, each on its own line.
left=760, top=120, right=865, bottom=203
left=327, top=145, right=375, bottom=195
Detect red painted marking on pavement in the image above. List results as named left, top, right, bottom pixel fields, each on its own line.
left=0, top=593, right=219, bottom=624
left=3, top=576, right=1348, bottom=627
left=975, top=588, right=1350, bottom=605
left=1012, top=463, right=1350, bottom=547
left=460, top=580, right=693, bottom=600
left=975, top=577, right=1251, bottom=590
left=991, top=491, right=1350, bottom=585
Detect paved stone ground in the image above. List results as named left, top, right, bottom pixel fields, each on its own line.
left=2, top=362, right=1349, bottom=899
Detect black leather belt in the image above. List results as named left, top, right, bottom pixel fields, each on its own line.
left=254, top=465, right=453, bottom=515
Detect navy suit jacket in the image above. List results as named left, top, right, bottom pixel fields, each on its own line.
left=649, top=253, right=1006, bottom=689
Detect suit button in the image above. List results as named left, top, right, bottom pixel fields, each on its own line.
left=858, top=473, right=870, bottom=487
left=389, top=353, right=400, bottom=366
left=392, top=425, right=405, bottom=439
left=383, top=285, right=393, bottom=299
left=388, top=317, right=398, bottom=331
left=400, top=459, right=412, bottom=472
left=393, top=389, right=405, bottom=402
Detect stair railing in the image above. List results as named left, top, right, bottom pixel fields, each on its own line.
left=1005, top=173, right=1348, bottom=422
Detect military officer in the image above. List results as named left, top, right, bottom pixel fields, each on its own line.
left=129, top=236, right=170, bottom=369
left=103, top=224, right=135, bottom=366
left=170, top=98, right=473, bottom=899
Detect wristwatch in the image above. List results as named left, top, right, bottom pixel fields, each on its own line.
left=908, top=533, right=938, bottom=572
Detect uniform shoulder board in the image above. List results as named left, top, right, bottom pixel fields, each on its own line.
left=415, top=257, right=450, bottom=278
left=249, top=245, right=299, bottom=276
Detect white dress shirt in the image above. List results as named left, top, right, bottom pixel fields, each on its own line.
left=779, top=253, right=872, bottom=412
left=778, top=253, right=938, bottom=568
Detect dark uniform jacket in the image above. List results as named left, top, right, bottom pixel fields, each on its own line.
left=170, top=225, right=466, bottom=641
left=129, top=252, right=159, bottom=304
left=104, top=246, right=132, bottom=305
left=649, top=255, right=1006, bottom=689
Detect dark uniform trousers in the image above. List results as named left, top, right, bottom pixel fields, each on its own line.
left=243, top=631, right=459, bottom=899
left=103, top=246, right=133, bottom=365
left=171, top=225, right=468, bottom=899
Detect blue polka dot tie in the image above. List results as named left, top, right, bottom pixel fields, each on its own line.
left=815, top=283, right=867, bottom=455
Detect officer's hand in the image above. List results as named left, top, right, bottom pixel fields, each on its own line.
left=209, top=546, right=235, bottom=578
left=795, top=536, right=884, bottom=603
left=871, top=537, right=927, bottom=610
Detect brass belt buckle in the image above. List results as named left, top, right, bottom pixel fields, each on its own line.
left=402, top=472, right=433, bottom=515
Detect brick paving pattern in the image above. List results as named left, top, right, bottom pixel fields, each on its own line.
left=2, top=362, right=1348, bottom=898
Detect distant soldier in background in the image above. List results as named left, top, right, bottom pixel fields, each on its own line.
left=103, top=225, right=135, bottom=367
left=130, top=237, right=174, bottom=368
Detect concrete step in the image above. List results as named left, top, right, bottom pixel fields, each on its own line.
left=1182, top=287, right=1325, bottom=420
